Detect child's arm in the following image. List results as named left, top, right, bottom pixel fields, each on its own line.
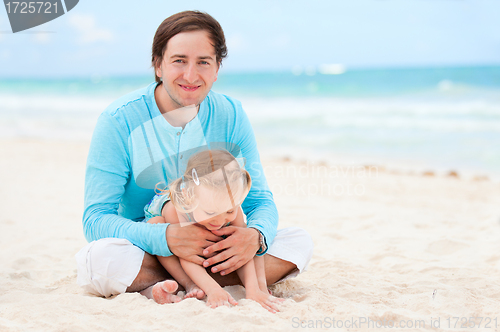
left=236, top=257, right=279, bottom=313
left=231, top=208, right=281, bottom=313
left=148, top=216, right=168, bottom=224
left=180, top=258, right=237, bottom=308
left=231, top=209, right=267, bottom=292
left=254, top=255, right=268, bottom=293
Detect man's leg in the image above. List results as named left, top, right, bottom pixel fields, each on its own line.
left=76, top=238, right=182, bottom=304
left=122, top=245, right=297, bottom=294
left=76, top=228, right=312, bottom=300
left=127, top=227, right=312, bottom=290
left=126, top=252, right=170, bottom=292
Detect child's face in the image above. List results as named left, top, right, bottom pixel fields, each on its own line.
left=192, top=184, right=240, bottom=231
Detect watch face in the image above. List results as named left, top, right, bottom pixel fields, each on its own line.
left=259, top=232, right=266, bottom=252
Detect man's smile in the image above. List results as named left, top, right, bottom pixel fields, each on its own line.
left=179, top=84, right=200, bottom=91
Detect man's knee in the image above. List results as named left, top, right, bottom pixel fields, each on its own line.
left=266, top=227, right=314, bottom=282
left=75, top=238, right=145, bottom=297
left=284, top=226, right=314, bottom=260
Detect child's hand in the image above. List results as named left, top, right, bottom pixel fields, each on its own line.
left=206, top=289, right=238, bottom=309
left=246, top=290, right=282, bottom=313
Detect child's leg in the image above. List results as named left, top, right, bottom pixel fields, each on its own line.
left=157, top=256, right=205, bottom=300
left=147, top=209, right=204, bottom=299
left=180, top=258, right=238, bottom=308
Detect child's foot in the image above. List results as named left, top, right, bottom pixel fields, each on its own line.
left=184, top=283, right=205, bottom=300
left=140, top=280, right=182, bottom=304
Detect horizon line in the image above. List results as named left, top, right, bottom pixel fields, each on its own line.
left=1, top=63, right=499, bottom=81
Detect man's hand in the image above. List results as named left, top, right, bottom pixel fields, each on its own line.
left=202, top=226, right=260, bottom=275
left=166, top=223, right=223, bottom=265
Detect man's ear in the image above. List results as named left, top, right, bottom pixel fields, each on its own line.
left=214, top=61, right=221, bottom=82
left=154, top=57, right=162, bottom=78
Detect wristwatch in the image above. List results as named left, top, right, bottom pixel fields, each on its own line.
left=255, top=229, right=267, bottom=254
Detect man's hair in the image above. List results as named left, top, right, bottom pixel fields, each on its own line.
left=151, top=10, right=228, bottom=83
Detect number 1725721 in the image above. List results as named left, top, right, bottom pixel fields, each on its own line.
left=5, top=2, right=58, bottom=14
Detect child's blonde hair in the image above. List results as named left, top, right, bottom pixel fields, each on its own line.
left=167, top=149, right=251, bottom=213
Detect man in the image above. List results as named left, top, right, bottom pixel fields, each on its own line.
left=76, top=10, right=313, bottom=305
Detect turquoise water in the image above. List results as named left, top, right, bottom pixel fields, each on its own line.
left=1, top=65, right=499, bottom=176
left=1, top=65, right=499, bottom=98
left=216, top=66, right=500, bottom=98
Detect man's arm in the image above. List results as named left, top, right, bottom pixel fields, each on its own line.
left=234, top=100, right=278, bottom=251
left=83, top=112, right=173, bottom=256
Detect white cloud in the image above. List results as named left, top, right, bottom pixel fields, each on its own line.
left=319, top=64, right=346, bottom=75
left=68, top=14, right=114, bottom=44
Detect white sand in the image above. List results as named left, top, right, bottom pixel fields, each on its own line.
left=1, top=139, right=499, bottom=331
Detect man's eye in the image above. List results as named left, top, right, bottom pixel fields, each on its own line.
left=200, top=61, right=209, bottom=65
left=174, top=59, right=184, bottom=63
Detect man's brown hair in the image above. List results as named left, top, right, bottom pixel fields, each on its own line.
left=151, top=10, right=228, bottom=83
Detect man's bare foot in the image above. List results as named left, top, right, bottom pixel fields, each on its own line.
left=140, top=280, right=182, bottom=304
left=184, top=283, right=205, bottom=300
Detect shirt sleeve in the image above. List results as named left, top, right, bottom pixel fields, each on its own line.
left=233, top=102, right=278, bottom=255
left=82, top=112, right=173, bottom=257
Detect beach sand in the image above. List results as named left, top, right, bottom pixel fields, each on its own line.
left=1, top=139, right=499, bottom=331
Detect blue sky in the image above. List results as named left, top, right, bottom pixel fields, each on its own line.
left=0, top=0, right=499, bottom=78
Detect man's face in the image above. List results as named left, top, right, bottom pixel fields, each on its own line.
left=155, top=30, right=219, bottom=112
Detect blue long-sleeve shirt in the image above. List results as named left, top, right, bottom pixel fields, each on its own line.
left=83, top=82, right=278, bottom=257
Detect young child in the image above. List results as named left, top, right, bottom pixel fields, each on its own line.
left=144, top=149, right=282, bottom=312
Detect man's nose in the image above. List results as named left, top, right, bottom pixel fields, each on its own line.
left=183, top=63, right=198, bottom=83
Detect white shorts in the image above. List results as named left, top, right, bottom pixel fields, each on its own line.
left=75, top=227, right=314, bottom=298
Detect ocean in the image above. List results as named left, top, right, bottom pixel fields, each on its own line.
left=1, top=66, right=499, bottom=177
